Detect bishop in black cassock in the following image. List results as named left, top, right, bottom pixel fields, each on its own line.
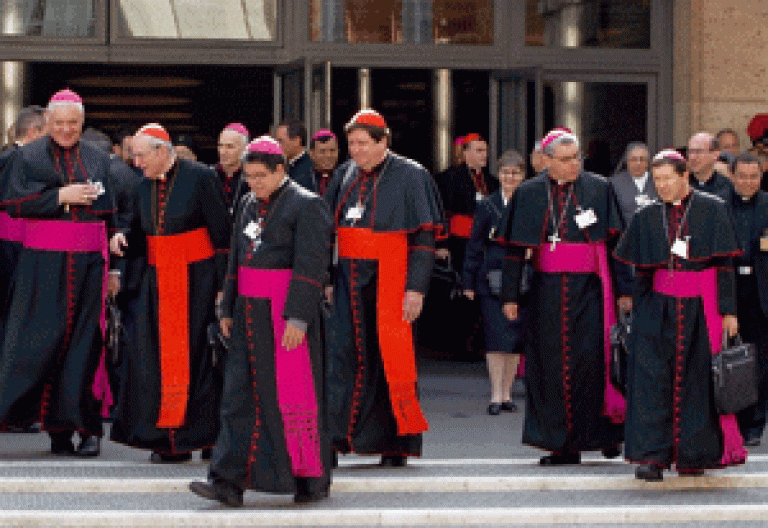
left=190, top=136, right=333, bottom=506
left=615, top=150, right=746, bottom=481
left=501, top=130, right=629, bottom=465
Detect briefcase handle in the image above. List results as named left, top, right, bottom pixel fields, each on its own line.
left=721, top=330, right=743, bottom=350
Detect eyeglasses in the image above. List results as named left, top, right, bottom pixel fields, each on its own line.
left=551, top=154, right=582, bottom=164
left=734, top=173, right=762, bottom=181
left=687, top=148, right=713, bottom=156
left=627, top=156, right=649, bottom=163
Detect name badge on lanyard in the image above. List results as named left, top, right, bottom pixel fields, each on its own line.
left=345, top=204, right=364, bottom=222
left=671, top=237, right=689, bottom=259
left=574, top=208, right=598, bottom=229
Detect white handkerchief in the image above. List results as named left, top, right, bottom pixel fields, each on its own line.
left=574, top=208, right=598, bottom=229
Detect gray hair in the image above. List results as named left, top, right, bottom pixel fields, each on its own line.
left=46, top=101, right=84, bottom=115
left=542, top=134, right=579, bottom=157
left=498, top=149, right=525, bottom=170
left=142, top=134, right=174, bottom=153
left=12, top=106, right=46, bottom=142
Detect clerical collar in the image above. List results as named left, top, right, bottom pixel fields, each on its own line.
left=262, top=176, right=290, bottom=204
left=740, top=193, right=757, bottom=203
left=288, top=150, right=306, bottom=167
left=670, top=188, right=692, bottom=207
left=218, top=163, right=241, bottom=180
left=501, top=193, right=510, bottom=208
left=158, top=158, right=177, bottom=181
left=361, top=153, right=390, bottom=176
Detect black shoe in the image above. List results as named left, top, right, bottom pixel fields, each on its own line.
left=380, top=455, right=407, bottom=467
left=50, top=438, right=76, bottom=456
left=189, top=480, right=243, bottom=507
left=635, top=464, right=663, bottom=481
left=678, top=468, right=704, bottom=477
left=539, top=452, right=581, bottom=466
left=500, top=401, right=519, bottom=413
left=150, top=451, right=193, bottom=464
left=294, top=488, right=329, bottom=503
left=488, top=403, right=501, bottom=415
left=201, top=448, right=212, bottom=460
left=601, top=445, right=621, bottom=459
left=331, top=450, right=339, bottom=469
left=76, top=436, right=101, bottom=457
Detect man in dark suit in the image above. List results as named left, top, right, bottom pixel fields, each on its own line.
left=610, top=142, right=658, bottom=227
left=274, top=118, right=315, bottom=192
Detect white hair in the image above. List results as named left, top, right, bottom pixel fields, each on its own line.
left=137, top=133, right=174, bottom=154
left=542, top=133, right=579, bottom=157
left=47, top=101, right=84, bottom=115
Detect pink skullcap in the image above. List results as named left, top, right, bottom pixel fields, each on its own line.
left=541, top=128, right=576, bottom=151
left=454, top=136, right=466, bottom=146
left=136, top=123, right=171, bottom=143
left=653, top=149, right=686, bottom=163
left=345, top=109, right=388, bottom=131
left=225, top=123, right=249, bottom=138
left=311, top=129, right=337, bottom=141
left=49, top=88, right=83, bottom=106
left=246, top=135, right=283, bottom=156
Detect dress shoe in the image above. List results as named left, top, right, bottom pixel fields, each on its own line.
left=487, top=403, right=501, bottom=415
left=331, top=450, right=339, bottom=469
left=380, top=455, right=407, bottom=467
left=201, top=448, right=212, bottom=460
left=294, top=488, right=329, bottom=503
left=635, top=464, right=663, bottom=481
left=50, top=438, right=76, bottom=456
left=150, top=451, right=193, bottom=464
left=539, top=452, right=580, bottom=466
left=189, top=479, right=243, bottom=507
left=601, top=445, right=621, bottom=459
left=500, top=401, right=518, bottom=413
left=678, top=468, right=704, bottom=477
left=76, top=436, right=101, bottom=457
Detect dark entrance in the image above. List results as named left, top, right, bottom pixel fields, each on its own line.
left=29, top=63, right=273, bottom=164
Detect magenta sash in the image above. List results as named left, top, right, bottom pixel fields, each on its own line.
left=0, top=212, right=25, bottom=243
left=237, top=267, right=323, bottom=478
left=532, top=242, right=626, bottom=424
left=23, top=219, right=113, bottom=417
left=652, top=269, right=747, bottom=466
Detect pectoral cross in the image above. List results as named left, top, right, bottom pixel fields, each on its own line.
left=548, top=234, right=561, bottom=251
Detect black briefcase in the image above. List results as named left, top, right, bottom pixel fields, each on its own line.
left=711, top=332, right=758, bottom=415
left=609, top=311, right=631, bottom=396
left=431, top=255, right=463, bottom=301
left=207, top=322, right=232, bottom=369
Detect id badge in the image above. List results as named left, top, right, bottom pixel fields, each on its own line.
left=345, top=205, right=364, bottom=221
left=244, top=221, right=262, bottom=240
left=574, top=208, right=598, bottom=229
left=475, top=191, right=484, bottom=202
left=671, top=238, right=689, bottom=259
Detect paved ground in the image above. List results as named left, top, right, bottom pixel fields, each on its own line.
left=1, top=359, right=767, bottom=527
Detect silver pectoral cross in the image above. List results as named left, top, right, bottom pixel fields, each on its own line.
left=548, top=234, right=561, bottom=251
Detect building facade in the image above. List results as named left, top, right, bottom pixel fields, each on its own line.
left=0, top=1, right=726, bottom=173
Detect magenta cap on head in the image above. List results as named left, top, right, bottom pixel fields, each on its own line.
left=454, top=136, right=466, bottom=146
left=49, top=88, right=83, bottom=105
left=311, top=129, right=337, bottom=141
left=653, top=149, right=686, bottom=163
left=225, top=122, right=249, bottom=138
left=246, top=135, right=283, bottom=156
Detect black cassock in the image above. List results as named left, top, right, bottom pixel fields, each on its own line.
left=501, top=171, right=626, bottom=454
left=0, top=145, right=22, bottom=349
left=211, top=180, right=332, bottom=495
left=615, top=189, right=743, bottom=470
left=730, top=190, right=768, bottom=442
left=110, top=159, right=230, bottom=454
left=325, top=154, right=443, bottom=457
left=0, top=137, right=116, bottom=436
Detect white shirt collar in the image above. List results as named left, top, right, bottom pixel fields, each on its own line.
left=501, top=194, right=509, bottom=208
left=632, top=171, right=649, bottom=192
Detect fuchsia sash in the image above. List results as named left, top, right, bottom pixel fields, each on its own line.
left=0, top=212, right=25, bottom=243
left=532, top=242, right=626, bottom=424
left=237, top=267, right=323, bottom=478
left=652, top=269, right=747, bottom=466
left=23, top=219, right=113, bottom=417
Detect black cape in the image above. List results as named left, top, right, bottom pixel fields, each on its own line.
left=289, top=151, right=316, bottom=193
left=501, top=171, right=625, bottom=453
left=324, top=153, right=442, bottom=456
left=0, top=137, right=116, bottom=436
left=211, top=180, right=332, bottom=494
left=614, top=190, right=741, bottom=469
left=110, top=159, right=231, bottom=454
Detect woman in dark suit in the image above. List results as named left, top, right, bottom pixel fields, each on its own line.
left=462, top=150, right=527, bottom=415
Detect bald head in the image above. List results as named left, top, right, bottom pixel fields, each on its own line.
left=687, top=132, right=719, bottom=183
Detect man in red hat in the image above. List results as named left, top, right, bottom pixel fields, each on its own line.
left=501, top=129, right=630, bottom=465
left=0, top=89, right=116, bottom=456
left=325, top=109, right=443, bottom=467
left=109, top=123, right=231, bottom=463
left=189, top=136, right=333, bottom=506
left=214, top=123, right=250, bottom=211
